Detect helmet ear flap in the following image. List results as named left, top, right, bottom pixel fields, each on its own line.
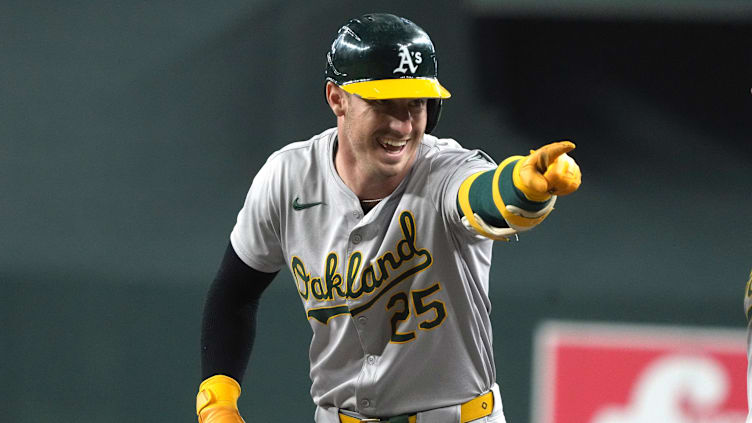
left=425, top=99, right=442, bottom=134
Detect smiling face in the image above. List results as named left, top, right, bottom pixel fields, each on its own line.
left=327, top=82, right=427, bottom=198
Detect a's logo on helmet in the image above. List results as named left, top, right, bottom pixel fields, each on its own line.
left=393, top=45, right=422, bottom=74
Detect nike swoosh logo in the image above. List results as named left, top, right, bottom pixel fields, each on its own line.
left=292, top=197, right=325, bottom=211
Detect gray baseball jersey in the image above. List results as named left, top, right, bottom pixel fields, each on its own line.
left=231, top=127, right=500, bottom=418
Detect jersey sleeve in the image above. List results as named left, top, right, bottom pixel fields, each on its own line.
left=230, top=157, right=286, bottom=273
left=425, top=142, right=498, bottom=238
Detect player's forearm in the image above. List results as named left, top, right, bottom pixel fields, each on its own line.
left=200, top=243, right=276, bottom=383
left=457, top=156, right=554, bottom=237
left=200, top=289, right=258, bottom=382
left=457, top=142, right=581, bottom=239
left=457, top=168, right=508, bottom=228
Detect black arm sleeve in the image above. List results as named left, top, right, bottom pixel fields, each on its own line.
left=200, top=242, right=277, bottom=384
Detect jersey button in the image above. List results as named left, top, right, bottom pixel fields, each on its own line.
left=352, top=233, right=362, bottom=244
left=360, top=399, right=370, bottom=408
left=367, top=355, right=376, bottom=365
left=352, top=211, right=361, bottom=219
left=357, top=316, right=367, bottom=325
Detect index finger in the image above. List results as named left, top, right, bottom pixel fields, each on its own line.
left=534, top=141, right=576, bottom=170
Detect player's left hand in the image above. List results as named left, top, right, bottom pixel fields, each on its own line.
left=196, top=375, right=246, bottom=423
left=513, top=141, right=581, bottom=202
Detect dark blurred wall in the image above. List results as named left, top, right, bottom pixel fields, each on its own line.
left=2, top=1, right=750, bottom=422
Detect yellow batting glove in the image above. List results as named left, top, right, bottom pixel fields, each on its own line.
left=513, top=141, right=582, bottom=202
left=196, top=375, right=245, bottom=423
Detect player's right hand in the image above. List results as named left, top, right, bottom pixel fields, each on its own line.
left=513, top=141, right=581, bottom=202
left=196, top=375, right=246, bottom=423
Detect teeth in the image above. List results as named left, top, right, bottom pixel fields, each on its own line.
left=380, top=139, right=407, bottom=147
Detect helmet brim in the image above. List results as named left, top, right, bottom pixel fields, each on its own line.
left=341, top=78, right=451, bottom=100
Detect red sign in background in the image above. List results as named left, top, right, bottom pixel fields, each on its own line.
left=532, top=321, right=748, bottom=423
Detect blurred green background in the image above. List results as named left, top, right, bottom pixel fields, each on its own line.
left=2, top=1, right=751, bottom=421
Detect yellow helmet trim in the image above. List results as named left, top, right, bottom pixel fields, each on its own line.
left=341, top=78, right=451, bottom=100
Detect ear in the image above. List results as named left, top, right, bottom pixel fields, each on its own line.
left=326, top=81, right=347, bottom=117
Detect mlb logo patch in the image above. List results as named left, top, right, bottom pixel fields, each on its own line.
left=532, top=321, right=748, bottom=423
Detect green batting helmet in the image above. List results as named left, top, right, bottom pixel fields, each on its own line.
left=325, top=13, right=451, bottom=133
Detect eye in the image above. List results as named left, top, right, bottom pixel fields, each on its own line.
left=366, top=99, right=389, bottom=109
left=408, top=99, right=427, bottom=109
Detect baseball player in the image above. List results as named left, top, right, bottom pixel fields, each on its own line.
left=196, top=13, right=581, bottom=423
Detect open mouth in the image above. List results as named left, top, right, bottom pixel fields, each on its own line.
left=378, top=138, right=408, bottom=154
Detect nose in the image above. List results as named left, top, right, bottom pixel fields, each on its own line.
left=388, top=104, right=413, bottom=137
